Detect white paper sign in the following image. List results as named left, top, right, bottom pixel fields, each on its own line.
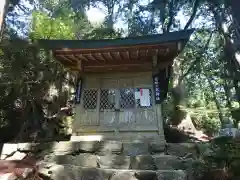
left=140, top=89, right=150, bottom=106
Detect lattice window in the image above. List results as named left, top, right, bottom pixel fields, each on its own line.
left=120, top=88, right=135, bottom=109
left=100, top=89, right=116, bottom=110
left=83, top=89, right=98, bottom=109
left=135, top=88, right=153, bottom=108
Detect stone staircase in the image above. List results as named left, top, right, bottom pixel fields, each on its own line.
left=0, top=138, right=198, bottom=180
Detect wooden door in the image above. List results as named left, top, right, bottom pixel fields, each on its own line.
left=99, top=79, right=118, bottom=130
left=118, top=87, right=156, bottom=131
left=99, top=75, right=157, bottom=131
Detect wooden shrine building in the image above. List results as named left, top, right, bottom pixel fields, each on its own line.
left=39, top=29, right=193, bottom=142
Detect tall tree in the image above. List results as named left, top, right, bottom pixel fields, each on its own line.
left=0, top=0, right=9, bottom=41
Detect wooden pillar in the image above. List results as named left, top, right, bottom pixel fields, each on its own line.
left=96, top=79, right=101, bottom=126
left=152, top=55, right=165, bottom=140
left=72, top=70, right=84, bottom=135
left=114, top=89, right=120, bottom=136
left=156, top=104, right=163, bottom=135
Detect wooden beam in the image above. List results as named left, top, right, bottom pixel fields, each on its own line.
left=75, top=54, right=89, bottom=61
left=118, top=52, right=123, bottom=60
left=126, top=51, right=130, bottom=59
left=55, top=42, right=175, bottom=53
left=56, top=48, right=167, bottom=58
left=136, top=50, right=139, bottom=60
left=146, top=49, right=149, bottom=57
left=95, top=53, right=106, bottom=62
left=85, top=62, right=152, bottom=69
left=163, top=48, right=170, bottom=56
left=102, top=52, right=112, bottom=61
left=85, top=53, right=100, bottom=63
left=77, top=59, right=83, bottom=71
left=84, top=64, right=152, bottom=72
left=88, top=53, right=95, bottom=60
left=56, top=55, right=75, bottom=65
left=91, top=53, right=101, bottom=62
left=86, top=59, right=151, bottom=65
left=68, top=55, right=80, bottom=62
left=111, top=52, right=123, bottom=61
left=108, top=52, right=114, bottom=60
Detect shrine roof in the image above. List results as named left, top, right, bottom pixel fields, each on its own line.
left=38, top=29, right=194, bottom=50
left=38, top=29, right=194, bottom=72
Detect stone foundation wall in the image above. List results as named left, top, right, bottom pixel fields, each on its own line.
left=0, top=141, right=199, bottom=180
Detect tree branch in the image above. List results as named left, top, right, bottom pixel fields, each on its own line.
left=166, top=0, right=174, bottom=32
left=159, top=0, right=166, bottom=32
left=203, top=69, right=224, bottom=124
left=184, top=0, right=200, bottom=30
left=178, top=32, right=213, bottom=84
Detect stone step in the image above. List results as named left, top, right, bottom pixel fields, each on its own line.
left=1, top=140, right=165, bottom=157
left=70, top=135, right=164, bottom=143
left=43, top=154, right=189, bottom=171
left=39, top=163, right=187, bottom=180
left=1, top=141, right=198, bottom=159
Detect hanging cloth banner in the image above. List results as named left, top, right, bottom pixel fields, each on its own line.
left=152, top=66, right=172, bottom=104
left=75, top=77, right=82, bottom=104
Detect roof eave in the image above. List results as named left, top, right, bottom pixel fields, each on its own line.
left=37, top=29, right=195, bottom=50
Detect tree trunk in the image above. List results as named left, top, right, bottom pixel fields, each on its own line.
left=0, top=0, right=9, bottom=41
left=210, top=4, right=240, bottom=104
left=229, top=0, right=240, bottom=51
left=204, top=73, right=224, bottom=124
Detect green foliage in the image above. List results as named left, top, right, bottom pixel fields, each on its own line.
left=83, top=26, right=122, bottom=40
left=30, top=11, right=76, bottom=40
left=194, top=137, right=240, bottom=180
left=187, top=100, right=222, bottom=134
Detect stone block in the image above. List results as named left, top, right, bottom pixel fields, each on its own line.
left=153, top=155, right=183, bottom=170
left=130, top=155, right=155, bottom=170
left=1, top=144, right=18, bottom=155
left=53, top=141, right=101, bottom=155
left=38, top=164, right=188, bottom=180
left=42, top=154, right=56, bottom=163
left=5, top=151, right=26, bottom=160
left=182, top=158, right=196, bottom=169
left=73, top=154, right=98, bottom=167
left=99, top=141, right=123, bottom=154
left=110, top=172, right=137, bottom=180
left=54, top=155, right=73, bottom=164
left=79, top=167, right=105, bottom=180
left=55, top=154, right=98, bottom=167
left=134, top=171, right=158, bottom=180
left=70, top=135, right=103, bottom=141
left=78, top=141, right=101, bottom=152
left=97, top=154, right=130, bottom=169
left=17, top=143, right=33, bottom=151
left=149, top=141, right=166, bottom=153
left=166, top=143, right=197, bottom=157
left=52, top=142, right=74, bottom=155
left=123, top=142, right=149, bottom=156
left=44, top=165, right=107, bottom=180
left=156, top=170, right=187, bottom=180
left=19, top=142, right=56, bottom=152
left=41, top=164, right=66, bottom=180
